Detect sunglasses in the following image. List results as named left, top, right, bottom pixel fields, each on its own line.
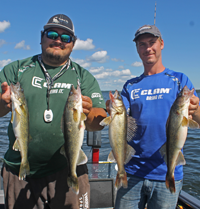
left=44, top=30, right=75, bottom=43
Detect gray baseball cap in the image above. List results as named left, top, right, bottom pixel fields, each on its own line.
left=133, top=25, right=161, bottom=42
left=43, top=14, right=75, bottom=36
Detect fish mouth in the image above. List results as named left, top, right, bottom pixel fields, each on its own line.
left=179, top=86, right=194, bottom=103
left=70, top=85, right=81, bottom=95
left=113, top=90, right=120, bottom=98
left=10, top=82, right=22, bottom=96
left=109, top=90, right=120, bottom=101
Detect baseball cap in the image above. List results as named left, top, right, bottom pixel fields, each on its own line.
left=43, top=14, right=75, bottom=36
left=133, top=25, right=161, bottom=42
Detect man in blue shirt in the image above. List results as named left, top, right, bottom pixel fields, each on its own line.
left=110, top=25, right=200, bottom=209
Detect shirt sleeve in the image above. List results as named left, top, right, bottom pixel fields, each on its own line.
left=0, top=61, right=19, bottom=93
left=77, top=65, right=106, bottom=109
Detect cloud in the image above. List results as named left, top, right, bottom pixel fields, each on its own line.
left=94, top=69, right=132, bottom=79
left=89, top=66, right=105, bottom=74
left=73, top=38, right=95, bottom=50
left=87, top=51, right=109, bottom=63
left=118, top=65, right=125, bottom=69
left=0, top=40, right=6, bottom=47
left=0, top=59, right=12, bottom=68
left=111, top=58, right=124, bottom=62
left=0, top=21, right=10, bottom=33
left=114, top=79, right=131, bottom=83
left=131, top=61, right=142, bottom=67
left=105, top=68, right=113, bottom=72
left=14, top=40, right=30, bottom=50
left=71, top=57, right=91, bottom=68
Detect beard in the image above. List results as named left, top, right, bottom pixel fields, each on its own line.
left=42, top=43, right=70, bottom=65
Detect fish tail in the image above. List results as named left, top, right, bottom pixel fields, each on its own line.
left=19, top=161, right=30, bottom=180
left=166, top=174, right=176, bottom=193
left=67, top=176, right=79, bottom=194
left=115, top=171, right=128, bottom=189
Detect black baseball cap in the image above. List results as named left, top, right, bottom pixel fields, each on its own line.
left=133, top=25, right=162, bottom=42
left=43, top=14, right=75, bottom=36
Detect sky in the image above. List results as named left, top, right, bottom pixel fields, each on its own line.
left=0, top=0, right=200, bottom=91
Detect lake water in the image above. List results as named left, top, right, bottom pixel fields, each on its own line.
left=0, top=91, right=200, bottom=200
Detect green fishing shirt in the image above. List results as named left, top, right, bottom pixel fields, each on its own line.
left=0, top=55, right=106, bottom=178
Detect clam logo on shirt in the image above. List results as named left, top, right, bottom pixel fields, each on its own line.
left=131, top=88, right=171, bottom=100
left=91, top=93, right=101, bottom=98
left=91, top=93, right=103, bottom=104
left=32, top=76, right=72, bottom=93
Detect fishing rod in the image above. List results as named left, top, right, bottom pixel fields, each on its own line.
left=154, top=1, right=157, bottom=25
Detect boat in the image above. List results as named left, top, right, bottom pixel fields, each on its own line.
left=0, top=131, right=199, bottom=208
left=0, top=162, right=199, bottom=209
left=88, top=161, right=200, bottom=209
left=87, top=131, right=200, bottom=209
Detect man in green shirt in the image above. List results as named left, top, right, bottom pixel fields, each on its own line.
left=0, top=14, right=107, bottom=209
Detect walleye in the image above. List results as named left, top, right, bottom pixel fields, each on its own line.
left=160, top=85, right=199, bottom=193
left=10, top=82, right=31, bottom=180
left=61, top=84, right=87, bottom=194
left=100, top=90, right=137, bottom=189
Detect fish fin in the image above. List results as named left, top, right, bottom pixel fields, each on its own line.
left=13, top=139, right=20, bottom=151
left=127, top=116, right=137, bottom=142
left=124, top=144, right=135, bottom=164
left=19, top=161, right=30, bottom=180
left=99, top=116, right=112, bottom=126
left=20, top=104, right=27, bottom=114
left=60, top=145, right=66, bottom=158
left=114, top=106, right=123, bottom=114
left=67, top=176, right=79, bottom=194
left=73, top=108, right=79, bottom=123
left=188, top=118, right=199, bottom=129
left=159, top=143, right=167, bottom=165
left=77, top=149, right=88, bottom=165
left=166, top=174, right=176, bottom=193
left=11, top=108, right=21, bottom=126
left=81, top=112, right=87, bottom=121
left=15, top=106, right=21, bottom=116
left=107, top=150, right=116, bottom=163
left=115, top=171, right=128, bottom=189
left=182, top=116, right=189, bottom=127
left=176, top=151, right=186, bottom=166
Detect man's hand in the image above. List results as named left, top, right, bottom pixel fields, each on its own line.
left=106, top=100, right=111, bottom=115
left=0, top=82, right=12, bottom=117
left=81, top=95, right=107, bottom=131
left=189, top=94, right=200, bottom=126
left=82, top=95, right=92, bottom=116
left=189, top=95, right=199, bottom=117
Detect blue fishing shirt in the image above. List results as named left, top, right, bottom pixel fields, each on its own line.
left=121, top=68, right=199, bottom=181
